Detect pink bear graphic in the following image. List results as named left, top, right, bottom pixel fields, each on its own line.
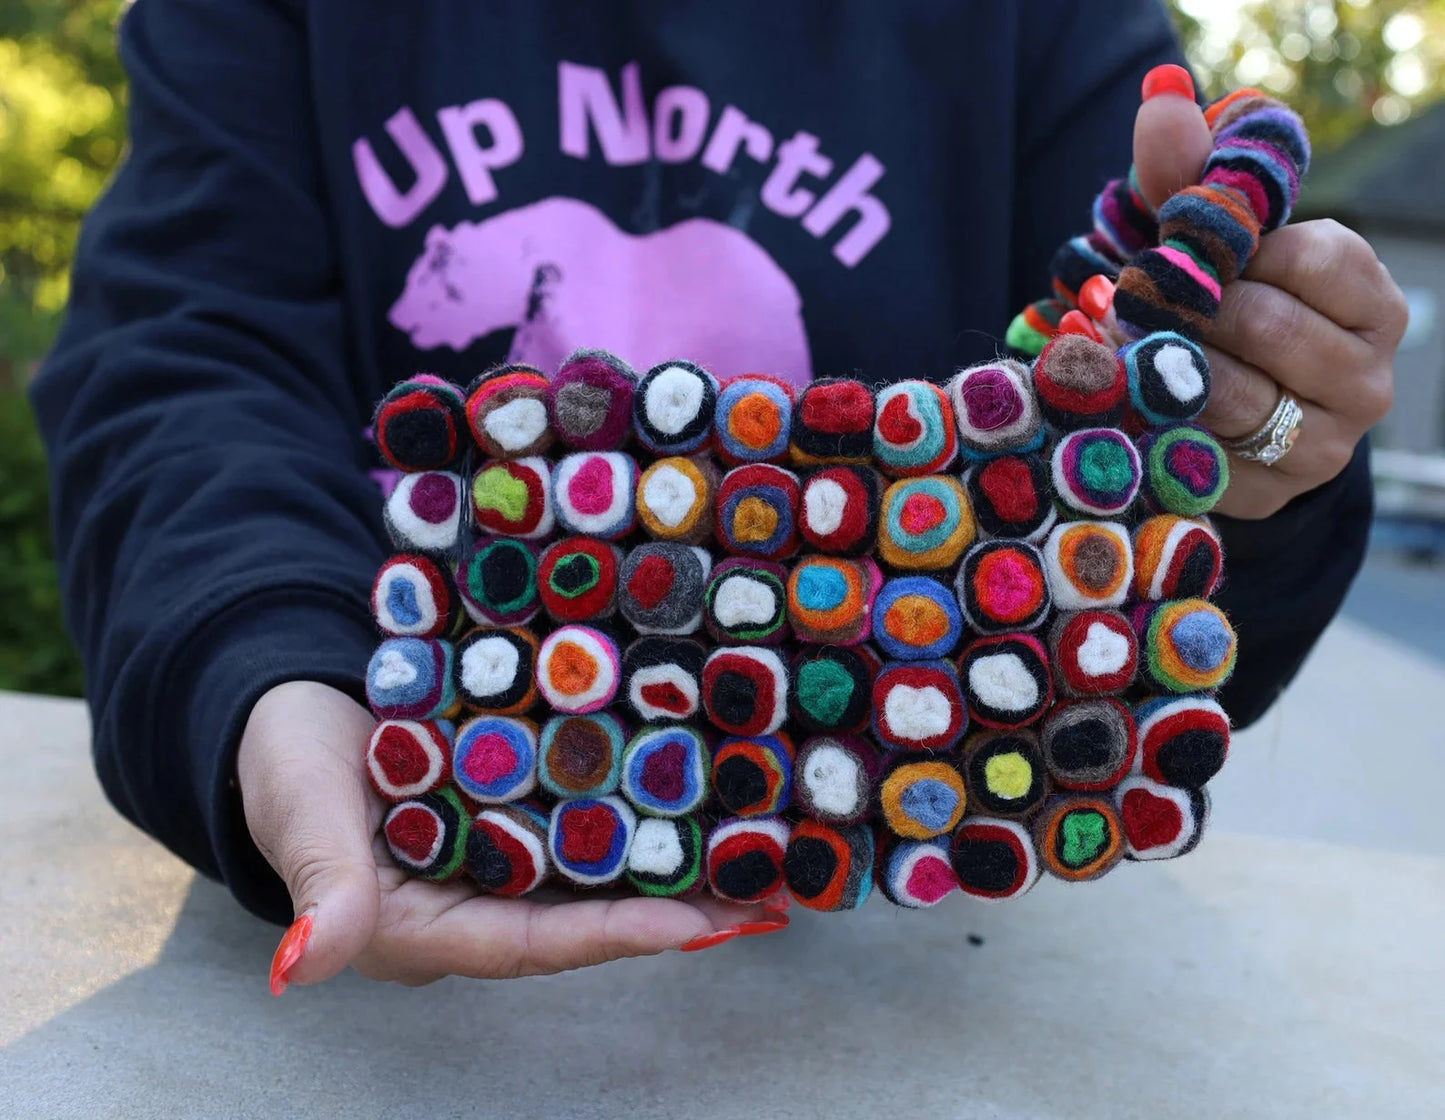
left=388, top=197, right=813, bottom=385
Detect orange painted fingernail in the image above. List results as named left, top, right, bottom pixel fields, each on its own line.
left=269, top=913, right=313, bottom=996
left=1057, top=309, right=1103, bottom=341
left=1142, top=63, right=1195, bottom=103
left=1079, top=275, right=1116, bottom=320
left=680, top=929, right=741, bottom=952
left=737, top=918, right=789, bottom=937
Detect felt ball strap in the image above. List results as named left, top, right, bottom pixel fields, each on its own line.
left=548, top=348, right=637, bottom=451
left=465, top=365, right=554, bottom=459
left=783, top=819, right=874, bottom=911
left=374, top=375, right=468, bottom=471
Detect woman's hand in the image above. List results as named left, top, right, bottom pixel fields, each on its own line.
left=1131, top=66, right=1407, bottom=519
left=237, top=681, right=786, bottom=993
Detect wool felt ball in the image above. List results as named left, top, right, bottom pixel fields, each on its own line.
left=454, top=626, right=539, bottom=715
left=1157, top=184, right=1260, bottom=291
left=1135, top=599, right=1237, bottom=693
left=548, top=795, right=637, bottom=887
left=1042, top=520, right=1134, bottom=610
left=961, top=729, right=1049, bottom=820
left=456, top=537, right=540, bottom=626
left=877, top=475, right=976, bottom=570
left=872, top=576, right=965, bottom=661
left=618, top=543, right=712, bottom=635
left=1115, top=775, right=1211, bottom=861
left=626, top=815, right=706, bottom=898
left=469, top=457, right=555, bottom=540
left=877, top=755, right=969, bottom=840
left=1049, top=234, right=1122, bottom=304
left=701, top=646, right=789, bottom=737
left=548, top=348, right=637, bottom=451
left=552, top=452, right=640, bottom=539
left=711, top=733, right=795, bottom=818
left=1121, top=332, right=1213, bottom=427
left=714, top=374, right=795, bottom=465
left=784, top=819, right=875, bottom=912
left=372, top=554, right=456, bottom=639
left=452, top=715, right=539, bottom=803
left=636, top=456, right=718, bottom=544
left=789, top=378, right=876, bottom=465
left=872, top=380, right=959, bottom=477
left=621, top=636, right=707, bottom=723
left=947, top=360, right=1044, bottom=460
left=620, top=724, right=711, bottom=818
left=704, top=558, right=790, bottom=646
left=633, top=359, right=719, bottom=455
left=466, top=803, right=551, bottom=897
left=786, top=556, right=883, bottom=645
left=1112, top=241, right=1222, bottom=342
left=798, top=464, right=884, bottom=557
left=1134, top=516, right=1224, bottom=601
left=366, top=719, right=453, bottom=802
left=1204, top=108, right=1308, bottom=233
left=1040, top=698, right=1137, bottom=791
left=950, top=817, right=1041, bottom=902
left=793, top=734, right=881, bottom=825
left=962, top=454, right=1057, bottom=543
left=1139, top=425, right=1230, bottom=517
left=464, top=364, right=554, bottom=459
left=715, top=464, right=802, bottom=561
left=536, top=626, right=621, bottom=714
left=875, top=835, right=960, bottom=909
left=366, top=637, right=455, bottom=720
left=1048, top=609, right=1139, bottom=696
left=706, top=816, right=790, bottom=902
left=384, top=788, right=470, bottom=882
left=1004, top=297, right=1068, bottom=358
left=1033, top=795, right=1126, bottom=882
left=538, top=712, right=626, bottom=799
left=958, top=633, right=1054, bottom=730
left=537, top=537, right=621, bottom=624
left=383, top=471, right=464, bottom=558
left=1051, top=429, right=1142, bottom=518
left=373, top=375, right=468, bottom=471
left=871, top=659, right=969, bottom=753
left=1091, top=169, right=1159, bottom=263
left=955, top=540, right=1051, bottom=634
left=1135, top=694, right=1232, bottom=788
left=1032, top=335, right=1128, bottom=430
left=788, top=644, right=878, bottom=735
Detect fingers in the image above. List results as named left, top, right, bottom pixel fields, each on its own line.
left=237, top=681, right=382, bottom=987
left=1132, top=67, right=1212, bottom=211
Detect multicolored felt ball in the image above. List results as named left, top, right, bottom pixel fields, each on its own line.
left=950, top=817, right=1041, bottom=902
left=452, top=715, right=539, bottom=803
left=469, top=457, right=555, bottom=540
left=948, top=360, right=1043, bottom=460
left=636, top=456, right=718, bottom=544
left=961, top=730, right=1049, bottom=820
left=872, top=380, right=959, bottom=477
left=701, top=646, right=789, bottom=737
left=1032, top=334, right=1127, bottom=430
left=537, top=537, right=621, bottom=623
left=1135, top=599, right=1237, bottom=693
left=1133, top=516, right=1224, bottom=601
left=366, top=719, right=453, bottom=801
left=714, top=374, right=795, bottom=465
left=384, top=788, right=470, bottom=882
left=1112, top=240, right=1223, bottom=342
left=552, top=452, right=640, bottom=539
left=1135, top=695, right=1231, bottom=788
left=626, top=815, right=706, bottom=897
left=788, top=645, right=878, bottom=736
left=538, top=712, right=626, bottom=799
left=1005, top=297, right=1068, bottom=358
left=548, top=795, right=637, bottom=886
left=618, top=543, right=712, bottom=635
left=535, top=625, right=621, bottom=714
left=621, top=636, right=706, bottom=723
left=962, top=454, right=1056, bottom=542
left=1033, top=795, right=1126, bottom=882
left=877, top=755, right=969, bottom=840
left=704, top=558, right=790, bottom=646
left=1115, top=775, right=1210, bottom=861
left=871, top=659, right=968, bottom=753
left=383, top=471, right=463, bottom=557
left=366, top=637, right=455, bottom=720
left=783, top=819, right=875, bottom=912
left=1121, top=331, right=1211, bottom=425
left=373, top=375, right=468, bottom=471
left=877, top=475, right=976, bottom=570
left=1050, top=428, right=1142, bottom=518
left=786, top=556, right=883, bottom=645
left=456, top=537, right=540, bottom=626
left=798, top=465, right=884, bottom=556
left=955, top=540, right=1051, bottom=634
left=1042, top=520, right=1134, bottom=610
left=633, top=359, right=718, bottom=455
left=1204, top=102, right=1308, bottom=233
left=620, top=724, right=711, bottom=818
left=711, top=733, right=794, bottom=817
left=875, top=836, right=959, bottom=909
left=790, top=378, right=876, bottom=465
left=1050, top=234, right=1122, bottom=303
left=548, top=348, right=637, bottom=451
left=715, top=464, right=801, bottom=560
left=1091, top=170, right=1158, bottom=263
left=1138, top=425, right=1229, bottom=517
left=372, top=554, right=456, bottom=639
left=1157, top=184, right=1260, bottom=292
left=464, top=364, right=554, bottom=459
left=958, top=633, right=1054, bottom=730
left=1048, top=609, right=1138, bottom=696
left=872, top=576, right=965, bottom=661
left=465, top=803, right=551, bottom=897
left=1040, top=698, right=1137, bottom=791
left=793, top=735, right=880, bottom=825
left=454, top=626, right=538, bottom=715
left=706, top=816, right=790, bottom=902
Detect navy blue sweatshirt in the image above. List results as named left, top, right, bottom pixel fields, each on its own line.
left=33, top=0, right=1370, bottom=925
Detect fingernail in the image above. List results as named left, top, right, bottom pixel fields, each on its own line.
left=679, top=929, right=741, bottom=953
left=763, top=891, right=792, bottom=915
left=1142, top=63, right=1195, bottom=103
left=269, top=912, right=313, bottom=996
left=1057, top=309, right=1103, bottom=341
left=1079, top=275, right=1116, bottom=321
left=737, top=918, right=790, bottom=938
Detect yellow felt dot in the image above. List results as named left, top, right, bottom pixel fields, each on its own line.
left=732, top=496, right=780, bottom=542
left=984, top=752, right=1033, bottom=799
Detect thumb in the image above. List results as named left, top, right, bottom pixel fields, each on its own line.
left=237, top=681, right=382, bottom=991
left=1133, top=64, right=1213, bottom=212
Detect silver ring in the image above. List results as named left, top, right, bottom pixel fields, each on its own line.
left=1222, top=391, right=1303, bottom=466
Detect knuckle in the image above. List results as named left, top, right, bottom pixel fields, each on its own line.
left=1357, top=367, right=1395, bottom=426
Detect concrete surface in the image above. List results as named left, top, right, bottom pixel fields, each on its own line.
left=2, top=614, right=1444, bottom=1119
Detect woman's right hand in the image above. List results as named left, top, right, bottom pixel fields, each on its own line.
left=237, top=681, right=787, bottom=992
